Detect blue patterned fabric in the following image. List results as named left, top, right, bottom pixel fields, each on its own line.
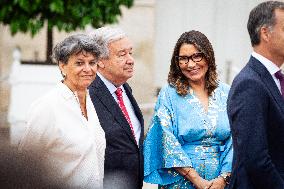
left=144, top=83, right=233, bottom=188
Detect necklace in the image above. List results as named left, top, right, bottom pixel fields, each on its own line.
left=72, top=91, right=87, bottom=119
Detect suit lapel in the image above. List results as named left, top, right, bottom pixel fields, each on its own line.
left=249, top=56, right=284, bottom=113
left=123, top=83, right=144, bottom=147
left=89, top=77, right=138, bottom=146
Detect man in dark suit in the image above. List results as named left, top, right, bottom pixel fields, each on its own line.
left=227, top=1, right=284, bottom=189
left=88, top=27, right=144, bottom=189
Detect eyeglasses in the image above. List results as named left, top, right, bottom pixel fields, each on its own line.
left=175, top=52, right=204, bottom=64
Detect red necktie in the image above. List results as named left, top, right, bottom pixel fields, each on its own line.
left=115, top=87, right=136, bottom=140
left=275, top=70, right=284, bottom=98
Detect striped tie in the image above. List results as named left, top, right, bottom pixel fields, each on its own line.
left=275, top=70, right=284, bottom=98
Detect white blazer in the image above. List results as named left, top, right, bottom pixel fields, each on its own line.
left=19, top=82, right=106, bottom=189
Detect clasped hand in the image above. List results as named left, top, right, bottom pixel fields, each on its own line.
left=194, top=177, right=226, bottom=189
left=182, top=168, right=226, bottom=189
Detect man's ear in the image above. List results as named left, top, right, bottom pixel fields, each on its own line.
left=97, top=60, right=105, bottom=69
left=260, top=26, right=272, bottom=43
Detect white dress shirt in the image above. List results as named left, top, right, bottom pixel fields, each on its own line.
left=19, top=82, right=106, bottom=189
left=252, top=52, right=282, bottom=94
left=97, top=72, right=141, bottom=144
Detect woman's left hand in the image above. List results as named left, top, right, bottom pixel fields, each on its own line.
left=208, top=177, right=226, bottom=189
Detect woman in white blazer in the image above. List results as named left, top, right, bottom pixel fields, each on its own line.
left=19, top=34, right=106, bottom=189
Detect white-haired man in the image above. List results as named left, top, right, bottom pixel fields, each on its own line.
left=89, top=27, right=144, bottom=189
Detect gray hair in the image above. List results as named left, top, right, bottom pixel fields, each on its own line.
left=52, top=33, right=101, bottom=64
left=247, top=1, right=284, bottom=46
left=89, top=27, right=127, bottom=59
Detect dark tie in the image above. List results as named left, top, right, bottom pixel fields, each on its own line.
left=115, top=87, right=136, bottom=140
left=275, top=70, right=284, bottom=98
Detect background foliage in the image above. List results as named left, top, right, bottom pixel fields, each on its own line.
left=0, top=0, right=134, bottom=62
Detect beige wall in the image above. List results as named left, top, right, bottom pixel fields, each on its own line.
left=117, top=0, right=156, bottom=105
left=0, top=0, right=156, bottom=128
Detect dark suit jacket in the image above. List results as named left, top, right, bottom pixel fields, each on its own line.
left=227, top=56, right=284, bottom=189
left=89, top=76, right=144, bottom=189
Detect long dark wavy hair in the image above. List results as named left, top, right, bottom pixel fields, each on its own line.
left=167, top=30, right=218, bottom=96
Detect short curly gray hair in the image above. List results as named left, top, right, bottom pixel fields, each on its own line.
left=88, top=27, right=126, bottom=59
left=52, top=33, right=101, bottom=65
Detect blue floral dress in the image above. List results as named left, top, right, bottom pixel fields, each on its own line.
left=144, top=83, right=232, bottom=188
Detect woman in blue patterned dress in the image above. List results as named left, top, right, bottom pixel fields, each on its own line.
left=144, top=30, right=232, bottom=189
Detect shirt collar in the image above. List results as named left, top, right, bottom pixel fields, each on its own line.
left=97, top=72, right=120, bottom=95
left=252, top=52, right=280, bottom=75
left=57, top=82, right=75, bottom=100
left=57, top=81, right=89, bottom=100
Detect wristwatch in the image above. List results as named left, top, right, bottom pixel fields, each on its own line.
left=219, top=172, right=231, bottom=185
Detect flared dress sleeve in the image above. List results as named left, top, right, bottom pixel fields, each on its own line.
left=219, top=135, right=233, bottom=173
left=144, top=86, right=192, bottom=185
